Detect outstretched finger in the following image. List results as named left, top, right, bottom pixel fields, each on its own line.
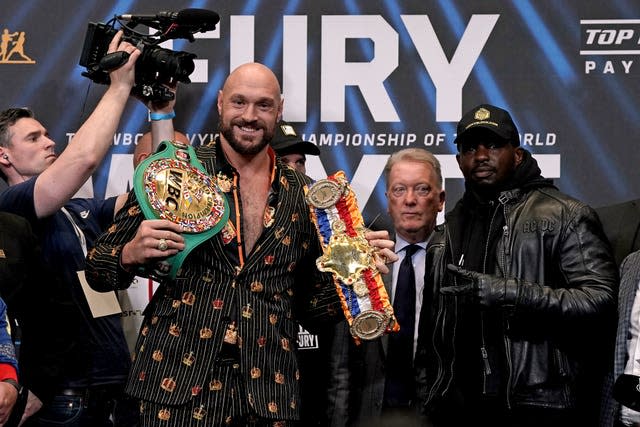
left=107, top=30, right=124, bottom=53
left=446, top=263, right=474, bottom=279
left=440, top=284, right=474, bottom=296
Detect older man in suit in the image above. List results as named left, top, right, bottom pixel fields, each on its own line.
left=327, top=148, right=444, bottom=427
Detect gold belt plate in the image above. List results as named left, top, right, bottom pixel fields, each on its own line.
left=143, top=158, right=226, bottom=233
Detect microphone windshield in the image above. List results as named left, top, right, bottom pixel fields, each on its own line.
left=176, top=9, right=220, bottom=31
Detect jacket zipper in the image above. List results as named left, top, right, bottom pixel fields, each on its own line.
left=479, top=202, right=500, bottom=394
left=500, top=198, right=513, bottom=410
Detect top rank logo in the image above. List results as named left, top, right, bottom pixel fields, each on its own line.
left=580, top=19, right=640, bottom=74
left=1, top=28, right=35, bottom=64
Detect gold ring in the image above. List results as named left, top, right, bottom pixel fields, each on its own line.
left=157, top=238, right=168, bottom=251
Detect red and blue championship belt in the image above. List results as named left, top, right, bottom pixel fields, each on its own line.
left=306, top=171, right=399, bottom=342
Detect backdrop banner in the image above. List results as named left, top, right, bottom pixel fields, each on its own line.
left=1, top=1, right=639, bottom=229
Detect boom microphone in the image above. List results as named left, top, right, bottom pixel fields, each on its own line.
left=118, top=9, right=220, bottom=33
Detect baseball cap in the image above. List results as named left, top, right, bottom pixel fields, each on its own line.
left=271, top=121, right=320, bottom=156
left=454, top=104, right=520, bottom=147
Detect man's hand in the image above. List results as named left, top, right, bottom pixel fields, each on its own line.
left=120, top=219, right=185, bottom=270
left=364, top=229, right=398, bottom=274
left=440, top=264, right=518, bottom=308
left=0, top=381, right=17, bottom=424
left=106, top=30, right=140, bottom=92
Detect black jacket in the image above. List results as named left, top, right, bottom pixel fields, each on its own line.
left=416, top=152, right=617, bottom=423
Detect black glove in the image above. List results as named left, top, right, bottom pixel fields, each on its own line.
left=440, top=264, right=519, bottom=308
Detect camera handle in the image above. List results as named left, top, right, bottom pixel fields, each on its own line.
left=98, top=51, right=130, bottom=72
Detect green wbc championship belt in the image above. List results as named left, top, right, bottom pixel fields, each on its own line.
left=133, top=139, right=229, bottom=279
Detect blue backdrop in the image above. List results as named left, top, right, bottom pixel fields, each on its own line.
left=1, top=0, right=639, bottom=228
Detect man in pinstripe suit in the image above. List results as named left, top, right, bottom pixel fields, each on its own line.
left=86, top=62, right=396, bottom=426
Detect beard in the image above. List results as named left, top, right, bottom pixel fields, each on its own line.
left=218, top=119, right=273, bottom=156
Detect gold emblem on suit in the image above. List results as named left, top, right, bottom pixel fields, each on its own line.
left=182, top=351, right=196, bottom=366
left=251, top=367, right=261, bottom=379
left=181, top=292, right=195, bottom=305
left=264, top=206, right=276, bottom=227
left=158, top=408, right=171, bottom=420
left=193, top=405, right=207, bottom=420
left=242, top=303, right=253, bottom=319
left=160, top=377, right=176, bottom=392
left=191, top=385, right=202, bottom=396
left=224, top=322, right=238, bottom=344
left=168, top=323, right=181, bottom=337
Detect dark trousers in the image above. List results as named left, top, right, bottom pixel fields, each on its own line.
left=23, top=385, right=136, bottom=427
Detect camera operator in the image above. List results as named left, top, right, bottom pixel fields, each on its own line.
left=0, top=30, right=170, bottom=427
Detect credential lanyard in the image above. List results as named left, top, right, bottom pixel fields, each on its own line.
left=61, top=207, right=87, bottom=257
left=61, top=206, right=122, bottom=317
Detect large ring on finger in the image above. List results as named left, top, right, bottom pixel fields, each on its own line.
left=157, top=238, right=168, bottom=251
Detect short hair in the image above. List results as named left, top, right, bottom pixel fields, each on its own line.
left=0, top=108, right=34, bottom=147
left=383, top=148, right=443, bottom=190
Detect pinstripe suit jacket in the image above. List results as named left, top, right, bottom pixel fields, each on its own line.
left=85, top=142, right=341, bottom=420
left=602, top=251, right=640, bottom=427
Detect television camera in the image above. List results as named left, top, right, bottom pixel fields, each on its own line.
left=79, top=9, right=219, bottom=102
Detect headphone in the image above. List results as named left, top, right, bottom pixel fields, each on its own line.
left=2, top=155, right=7, bottom=160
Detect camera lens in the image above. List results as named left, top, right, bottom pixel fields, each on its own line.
left=142, top=47, right=196, bottom=82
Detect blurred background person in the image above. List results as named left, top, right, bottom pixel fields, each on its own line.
left=270, top=119, right=320, bottom=174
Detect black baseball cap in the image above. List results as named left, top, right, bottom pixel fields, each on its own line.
left=271, top=120, right=320, bottom=156
left=454, top=104, right=520, bottom=147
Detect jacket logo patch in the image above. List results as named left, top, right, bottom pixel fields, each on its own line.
left=522, top=218, right=556, bottom=233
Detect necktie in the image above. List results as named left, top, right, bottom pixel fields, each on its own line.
left=384, top=244, right=419, bottom=407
